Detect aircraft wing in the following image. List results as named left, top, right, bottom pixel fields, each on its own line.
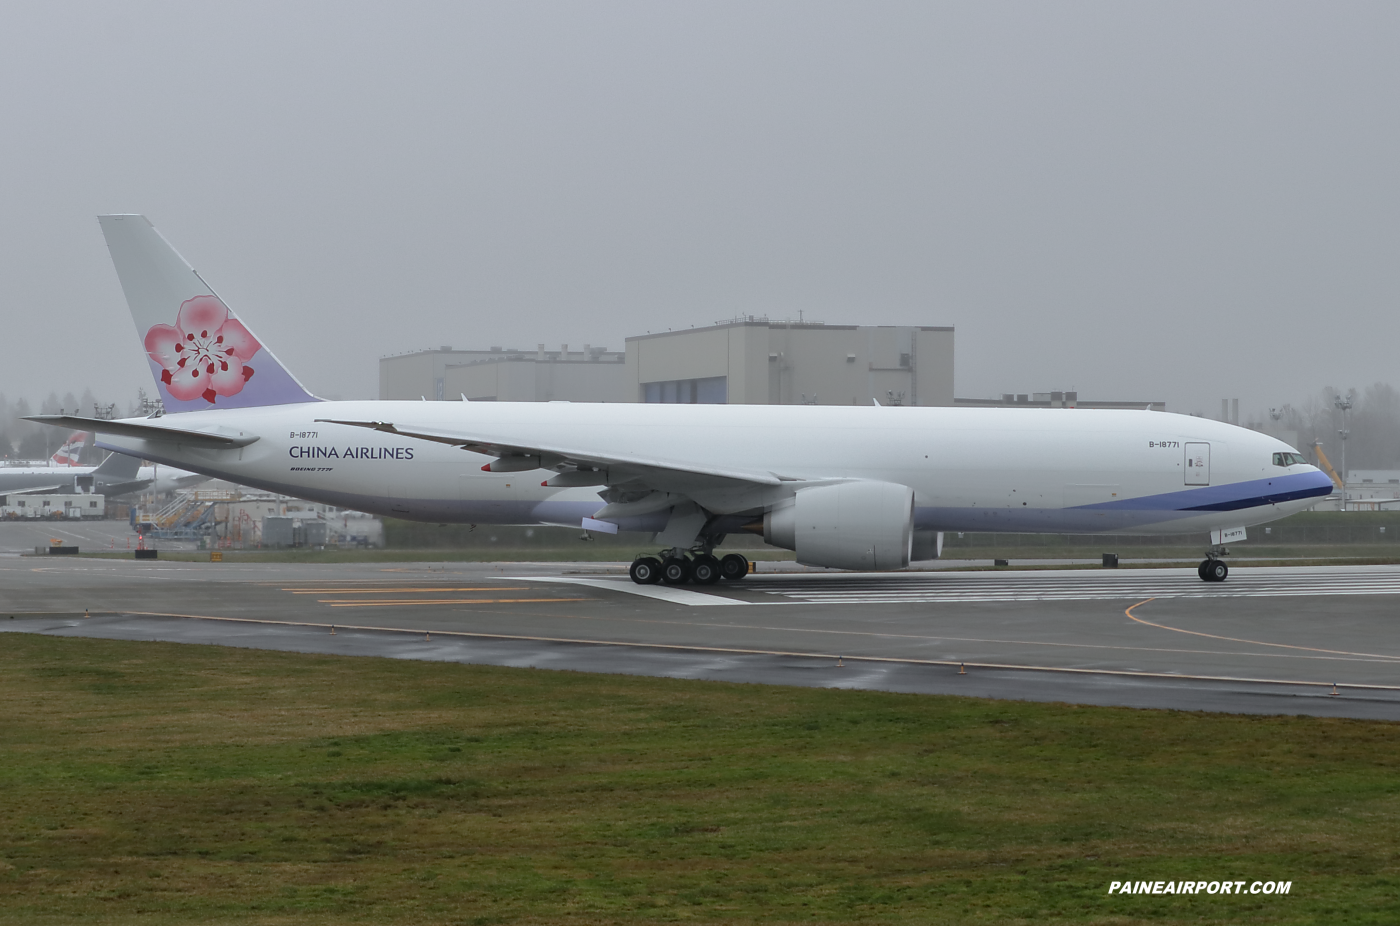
left=25, top=415, right=260, bottom=448
left=316, top=417, right=799, bottom=514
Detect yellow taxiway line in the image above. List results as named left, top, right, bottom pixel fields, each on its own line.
left=286, top=587, right=529, bottom=594
left=320, top=598, right=589, bottom=608
left=1124, top=598, right=1400, bottom=662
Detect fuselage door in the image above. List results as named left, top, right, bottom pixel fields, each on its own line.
left=1184, top=442, right=1210, bottom=486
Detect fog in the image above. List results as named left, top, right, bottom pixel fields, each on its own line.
left=1, top=2, right=1397, bottom=424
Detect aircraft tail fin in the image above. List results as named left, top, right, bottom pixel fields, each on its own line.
left=91, top=448, right=142, bottom=480
left=98, top=215, right=320, bottom=412
left=50, top=431, right=88, bottom=466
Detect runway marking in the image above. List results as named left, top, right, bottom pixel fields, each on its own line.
left=1123, top=598, right=1400, bottom=662
left=22, top=605, right=1389, bottom=666
left=55, top=610, right=1400, bottom=695
left=320, top=598, right=591, bottom=608
left=287, top=587, right=529, bottom=594
left=443, top=609, right=1400, bottom=667
left=513, top=576, right=751, bottom=606
left=508, top=570, right=1400, bottom=607
left=758, top=570, right=1400, bottom=604
left=66, top=599, right=1396, bottom=669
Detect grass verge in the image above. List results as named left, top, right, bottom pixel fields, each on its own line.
left=1, top=634, right=1397, bottom=924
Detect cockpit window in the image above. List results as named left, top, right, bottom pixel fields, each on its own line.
left=1272, top=452, right=1307, bottom=467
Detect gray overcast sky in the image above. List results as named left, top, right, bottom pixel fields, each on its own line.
left=1, top=2, right=1396, bottom=418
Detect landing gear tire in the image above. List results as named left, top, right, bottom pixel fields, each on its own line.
left=719, top=553, right=750, bottom=581
left=691, top=554, right=721, bottom=585
left=661, top=556, right=692, bottom=585
left=630, top=556, right=662, bottom=585
left=1199, top=559, right=1228, bottom=582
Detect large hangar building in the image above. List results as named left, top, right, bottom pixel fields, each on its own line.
left=380, top=318, right=955, bottom=407
left=378, top=344, right=630, bottom=403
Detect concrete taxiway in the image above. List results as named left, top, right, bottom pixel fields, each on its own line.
left=3, top=557, right=1399, bottom=720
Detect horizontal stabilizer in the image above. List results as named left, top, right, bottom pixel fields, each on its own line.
left=25, top=415, right=259, bottom=449
left=100, top=479, right=156, bottom=498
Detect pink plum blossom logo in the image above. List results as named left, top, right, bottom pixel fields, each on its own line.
left=144, top=296, right=261, bottom=404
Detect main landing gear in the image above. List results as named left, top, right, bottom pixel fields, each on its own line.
left=1197, top=544, right=1230, bottom=582
left=630, top=549, right=750, bottom=585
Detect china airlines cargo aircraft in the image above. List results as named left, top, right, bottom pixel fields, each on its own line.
left=31, top=215, right=1334, bottom=585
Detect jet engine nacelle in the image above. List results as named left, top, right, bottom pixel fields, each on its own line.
left=764, top=481, right=914, bottom=570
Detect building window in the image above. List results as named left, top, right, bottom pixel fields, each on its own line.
left=643, top=376, right=727, bottom=404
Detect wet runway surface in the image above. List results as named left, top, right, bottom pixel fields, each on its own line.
left=4, top=557, right=1399, bottom=719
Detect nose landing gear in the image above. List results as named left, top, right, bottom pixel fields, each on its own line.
left=1198, top=558, right=1228, bottom=582
left=1197, top=543, right=1230, bottom=582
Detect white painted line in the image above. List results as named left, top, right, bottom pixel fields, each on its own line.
left=508, top=576, right=751, bottom=606
left=763, top=577, right=1400, bottom=604
left=505, top=571, right=1400, bottom=607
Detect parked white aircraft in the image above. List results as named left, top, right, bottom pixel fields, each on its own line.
left=1, top=431, right=199, bottom=497
left=2, top=433, right=132, bottom=495
left=139, top=463, right=211, bottom=495
left=0, top=430, right=207, bottom=497
left=31, top=215, right=1333, bottom=584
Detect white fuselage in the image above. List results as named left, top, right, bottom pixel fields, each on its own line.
left=0, top=462, right=96, bottom=494
left=94, top=402, right=1333, bottom=536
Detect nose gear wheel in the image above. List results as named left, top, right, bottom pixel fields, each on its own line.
left=1198, top=558, right=1228, bottom=582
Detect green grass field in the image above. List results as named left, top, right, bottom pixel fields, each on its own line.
left=1, top=634, right=1397, bottom=924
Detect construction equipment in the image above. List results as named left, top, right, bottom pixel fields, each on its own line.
left=1311, top=441, right=1344, bottom=491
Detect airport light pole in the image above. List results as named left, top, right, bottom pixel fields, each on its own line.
left=1335, top=390, right=1355, bottom=501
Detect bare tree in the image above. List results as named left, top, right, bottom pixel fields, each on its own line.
left=1282, top=384, right=1400, bottom=472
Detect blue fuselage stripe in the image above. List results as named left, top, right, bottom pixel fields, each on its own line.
left=1071, top=471, right=1334, bottom=515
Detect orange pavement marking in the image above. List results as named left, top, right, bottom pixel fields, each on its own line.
left=286, top=587, right=528, bottom=594
left=321, top=597, right=590, bottom=608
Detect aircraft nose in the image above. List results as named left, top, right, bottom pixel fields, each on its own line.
left=1308, top=468, right=1338, bottom=492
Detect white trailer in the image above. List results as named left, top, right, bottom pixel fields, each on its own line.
left=0, top=494, right=106, bottom=519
